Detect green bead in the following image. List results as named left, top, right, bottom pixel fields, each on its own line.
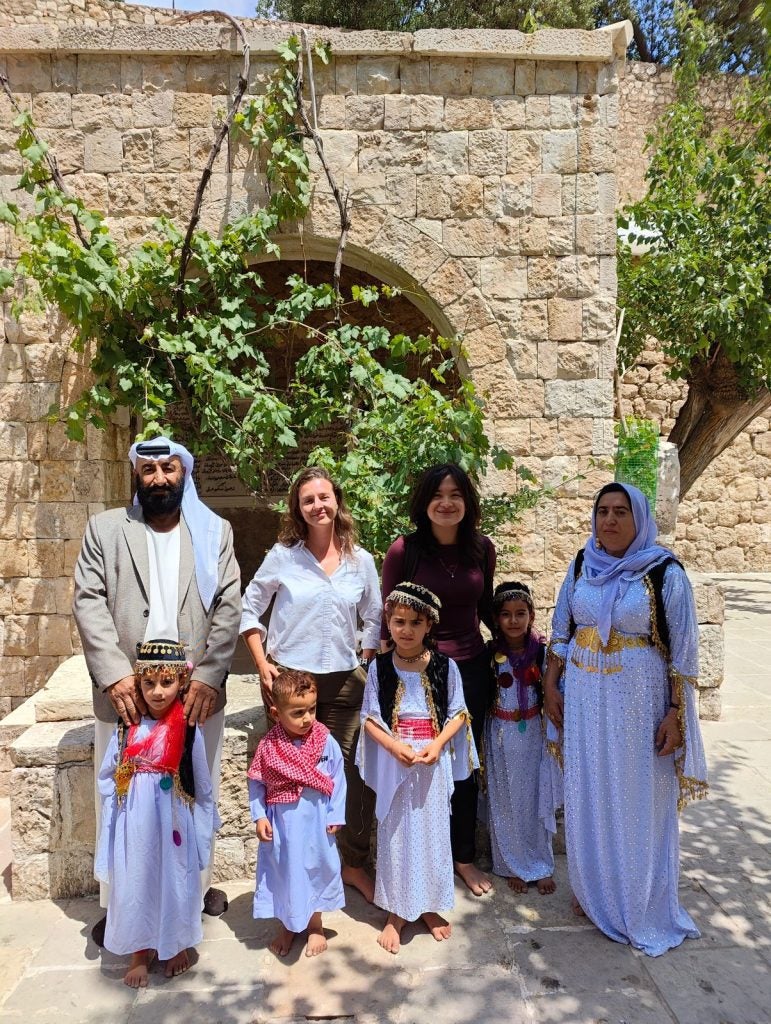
left=159, top=775, right=173, bottom=791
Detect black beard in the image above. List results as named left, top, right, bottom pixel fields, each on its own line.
left=135, top=475, right=184, bottom=518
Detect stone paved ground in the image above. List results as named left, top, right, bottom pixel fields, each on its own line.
left=0, top=574, right=769, bottom=1024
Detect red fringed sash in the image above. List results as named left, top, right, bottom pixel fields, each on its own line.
left=247, top=720, right=333, bottom=804
left=114, top=700, right=187, bottom=801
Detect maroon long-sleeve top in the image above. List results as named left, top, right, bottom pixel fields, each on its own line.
left=380, top=534, right=497, bottom=663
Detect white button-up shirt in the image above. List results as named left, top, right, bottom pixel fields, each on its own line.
left=240, top=541, right=382, bottom=673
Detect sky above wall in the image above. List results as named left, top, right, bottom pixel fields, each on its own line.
left=128, top=0, right=258, bottom=17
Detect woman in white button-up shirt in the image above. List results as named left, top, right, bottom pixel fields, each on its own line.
left=241, top=466, right=382, bottom=903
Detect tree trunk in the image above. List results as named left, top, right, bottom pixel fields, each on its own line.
left=669, top=351, right=771, bottom=497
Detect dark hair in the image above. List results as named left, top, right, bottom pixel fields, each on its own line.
left=593, top=483, right=632, bottom=524
left=271, top=669, right=317, bottom=709
left=492, top=580, right=535, bottom=642
left=279, top=466, right=356, bottom=556
left=408, top=463, right=483, bottom=566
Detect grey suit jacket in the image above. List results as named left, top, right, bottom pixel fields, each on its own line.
left=73, top=504, right=242, bottom=722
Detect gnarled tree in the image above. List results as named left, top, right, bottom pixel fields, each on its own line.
left=618, top=10, right=770, bottom=497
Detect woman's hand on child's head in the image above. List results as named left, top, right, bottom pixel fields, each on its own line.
left=390, top=739, right=417, bottom=766
left=416, top=740, right=442, bottom=766
left=256, top=818, right=273, bottom=842
left=326, top=823, right=341, bottom=835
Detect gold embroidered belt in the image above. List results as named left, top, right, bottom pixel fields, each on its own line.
left=570, top=627, right=651, bottom=674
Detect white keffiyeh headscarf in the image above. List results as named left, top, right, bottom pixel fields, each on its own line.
left=129, top=436, right=222, bottom=613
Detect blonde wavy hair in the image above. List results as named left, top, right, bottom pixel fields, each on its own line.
left=278, top=466, right=357, bottom=557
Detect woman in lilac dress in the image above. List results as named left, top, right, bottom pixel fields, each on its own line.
left=380, top=463, right=496, bottom=896
left=543, top=482, right=708, bottom=956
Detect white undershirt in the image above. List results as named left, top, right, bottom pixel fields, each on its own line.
left=144, top=523, right=181, bottom=641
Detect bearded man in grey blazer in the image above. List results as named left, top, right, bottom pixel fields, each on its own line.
left=73, top=437, right=242, bottom=944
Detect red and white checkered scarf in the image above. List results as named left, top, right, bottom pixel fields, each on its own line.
left=247, top=719, right=334, bottom=804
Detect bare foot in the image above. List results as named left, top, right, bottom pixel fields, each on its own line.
left=454, top=861, right=493, bottom=896
left=571, top=894, right=586, bottom=916
left=270, top=924, right=296, bottom=957
left=422, top=912, right=452, bottom=941
left=164, top=948, right=191, bottom=978
left=124, top=950, right=151, bottom=989
left=378, top=913, right=406, bottom=954
left=537, top=876, right=556, bottom=895
left=507, top=875, right=528, bottom=894
left=305, top=913, right=328, bottom=957
left=341, top=864, right=376, bottom=904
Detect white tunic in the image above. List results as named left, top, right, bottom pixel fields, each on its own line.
left=95, top=718, right=218, bottom=960
left=356, top=657, right=478, bottom=922
left=144, top=523, right=180, bottom=641
left=248, top=733, right=347, bottom=932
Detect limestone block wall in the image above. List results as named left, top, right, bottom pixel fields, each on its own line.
left=617, top=63, right=770, bottom=572
left=0, top=3, right=632, bottom=717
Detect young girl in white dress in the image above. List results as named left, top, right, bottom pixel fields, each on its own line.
left=357, top=582, right=478, bottom=954
left=95, top=640, right=218, bottom=988
left=485, top=582, right=558, bottom=895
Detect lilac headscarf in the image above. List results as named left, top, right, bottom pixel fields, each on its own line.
left=582, top=482, right=674, bottom=645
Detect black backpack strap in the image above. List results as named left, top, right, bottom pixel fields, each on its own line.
left=568, top=548, right=586, bottom=640
left=646, top=556, right=682, bottom=663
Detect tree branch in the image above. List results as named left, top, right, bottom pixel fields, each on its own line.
left=296, top=28, right=351, bottom=305
left=172, top=10, right=251, bottom=325
left=0, top=73, right=90, bottom=249
left=631, top=18, right=653, bottom=63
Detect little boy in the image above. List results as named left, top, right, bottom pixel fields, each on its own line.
left=248, top=670, right=346, bottom=957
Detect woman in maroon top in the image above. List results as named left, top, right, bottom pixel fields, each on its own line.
left=380, top=463, right=496, bottom=896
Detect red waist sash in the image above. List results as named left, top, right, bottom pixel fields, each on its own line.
left=397, top=718, right=438, bottom=740
left=492, top=705, right=540, bottom=723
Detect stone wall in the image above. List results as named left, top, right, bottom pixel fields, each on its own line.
left=0, top=5, right=633, bottom=715
left=616, top=63, right=770, bottom=572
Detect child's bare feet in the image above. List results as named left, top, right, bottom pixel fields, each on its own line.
left=341, top=865, right=376, bottom=904
left=164, top=948, right=191, bottom=978
left=507, top=875, right=528, bottom=894
left=270, top=924, right=296, bottom=957
left=378, top=913, right=406, bottom=954
left=454, top=861, right=493, bottom=896
left=305, top=913, right=327, bottom=957
left=571, top=894, right=586, bottom=916
left=537, top=876, right=556, bottom=895
left=421, top=912, right=452, bottom=941
left=124, top=950, right=151, bottom=988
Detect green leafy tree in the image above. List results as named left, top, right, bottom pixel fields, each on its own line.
left=596, top=0, right=768, bottom=71
left=617, top=8, right=770, bottom=496
left=0, top=31, right=543, bottom=561
left=254, top=0, right=596, bottom=32
left=257, top=0, right=767, bottom=73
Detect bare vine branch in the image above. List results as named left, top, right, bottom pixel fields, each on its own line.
left=0, top=73, right=90, bottom=248
left=296, top=29, right=351, bottom=305
left=172, top=10, right=251, bottom=324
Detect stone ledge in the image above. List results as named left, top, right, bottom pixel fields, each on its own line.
left=1, top=21, right=633, bottom=62
left=11, top=719, right=93, bottom=767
